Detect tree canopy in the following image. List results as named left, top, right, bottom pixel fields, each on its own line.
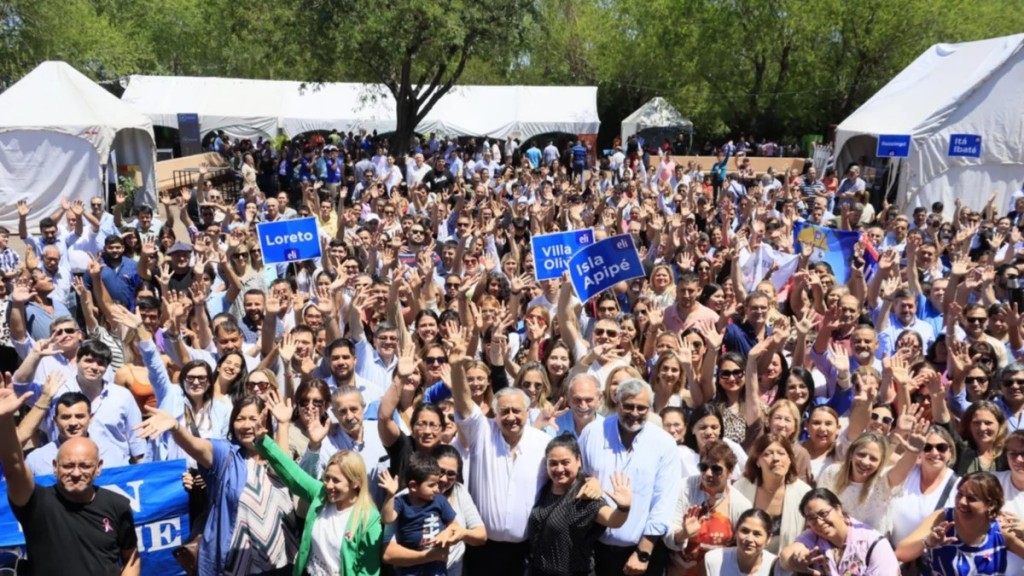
left=2, top=0, right=1022, bottom=144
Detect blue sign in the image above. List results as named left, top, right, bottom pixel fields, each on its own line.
left=257, top=217, right=322, bottom=265
left=176, top=113, right=202, bottom=157
left=531, top=229, right=595, bottom=281
left=948, top=134, right=982, bottom=158
left=876, top=134, right=911, bottom=158
left=0, top=459, right=190, bottom=575
left=567, top=234, right=645, bottom=302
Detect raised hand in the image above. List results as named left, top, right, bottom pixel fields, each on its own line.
left=606, top=471, right=633, bottom=510
left=279, top=332, right=297, bottom=364
left=11, top=277, right=35, bottom=305
left=695, top=319, right=723, bottom=350
left=109, top=304, right=143, bottom=332
left=0, top=372, right=32, bottom=417
left=15, top=200, right=30, bottom=218
left=134, top=406, right=181, bottom=439
left=827, top=341, right=850, bottom=374
left=32, top=338, right=61, bottom=357
left=266, top=389, right=294, bottom=425
left=533, top=398, right=569, bottom=430
left=377, top=469, right=399, bottom=496
left=924, top=521, right=956, bottom=549
left=71, top=199, right=85, bottom=216
left=396, top=340, right=418, bottom=377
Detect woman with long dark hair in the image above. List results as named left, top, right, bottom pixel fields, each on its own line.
left=527, top=434, right=632, bottom=576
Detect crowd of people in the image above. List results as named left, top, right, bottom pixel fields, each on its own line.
left=1, top=128, right=1024, bottom=576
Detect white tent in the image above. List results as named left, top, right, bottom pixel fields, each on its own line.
left=834, top=34, right=1024, bottom=215
left=122, top=75, right=600, bottom=142
left=121, top=75, right=284, bottom=140
left=620, top=97, right=694, bottom=141
left=0, top=61, right=156, bottom=233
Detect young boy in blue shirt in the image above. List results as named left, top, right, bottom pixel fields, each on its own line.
left=380, top=453, right=464, bottom=575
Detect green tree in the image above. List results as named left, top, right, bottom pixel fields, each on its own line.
left=303, top=0, right=535, bottom=149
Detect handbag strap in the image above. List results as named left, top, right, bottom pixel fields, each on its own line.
left=934, top=472, right=957, bottom=512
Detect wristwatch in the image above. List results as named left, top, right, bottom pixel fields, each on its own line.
left=635, top=550, right=651, bottom=563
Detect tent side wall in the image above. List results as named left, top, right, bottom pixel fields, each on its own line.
left=0, top=130, right=103, bottom=233
left=902, top=45, right=1024, bottom=214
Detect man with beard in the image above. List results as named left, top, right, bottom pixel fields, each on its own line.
left=578, top=379, right=681, bottom=576
left=320, top=337, right=380, bottom=403
left=85, top=235, right=141, bottom=311
left=811, top=311, right=883, bottom=406
left=543, top=373, right=603, bottom=438
left=875, top=287, right=935, bottom=357
left=723, top=291, right=773, bottom=358
left=238, top=288, right=282, bottom=345
left=0, top=387, right=140, bottom=576
left=26, top=391, right=130, bottom=475
left=663, top=271, right=719, bottom=333
left=300, top=385, right=387, bottom=482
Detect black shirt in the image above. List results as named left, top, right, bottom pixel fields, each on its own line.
left=11, top=485, right=138, bottom=575
left=528, top=481, right=607, bottom=576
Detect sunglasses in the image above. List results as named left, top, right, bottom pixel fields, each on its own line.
left=1004, top=379, right=1024, bottom=389
left=719, top=369, right=744, bottom=379
left=922, top=443, right=950, bottom=454
left=698, top=462, right=725, bottom=475
left=870, top=413, right=894, bottom=426
left=233, top=252, right=251, bottom=259
left=965, top=316, right=987, bottom=324
left=439, top=469, right=458, bottom=478
left=299, top=398, right=325, bottom=408
left=593, top=328, right=619, bottom=338
left=184, top=375, right=209, bottom=384
left=965, top=376, right=987, bottom=384
left=52, top=327, right=77, bottom=336
left=424, top=356, right=448, bottom=365
left=246, top=381, right=272, bottom=392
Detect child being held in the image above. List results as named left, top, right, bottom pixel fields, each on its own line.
left=380, top=453, right=465, bottom=576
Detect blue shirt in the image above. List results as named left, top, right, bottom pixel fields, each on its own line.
left=571, top=144, right=587, bottom=166
left=723, top=322, right=771, bottom=359
left=579, top=416, right=681, bottom=545
left=393, top=493, right=457, bottom=576
left=200, top=440, right=252, bottom=576
left=923, top=508, right=1006, bottom=575
left=24, top=299, right=71, bottom=342
left=524, top=147, right=541, bottom=169
left=85, top=256, right=140, bottom=311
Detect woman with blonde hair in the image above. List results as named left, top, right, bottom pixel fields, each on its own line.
left=513, top=361, right=554, bottom=422
left=647, top=264, right=676, bottom=310
left=764, top=400, right=812, bottom=484
left=602, top=365, right=643, bottom=415
left=815, top=428, right=928, bottom=534
left=258, top=443, right=383, bottom=576
left=651, top=351, right=691, bottom=413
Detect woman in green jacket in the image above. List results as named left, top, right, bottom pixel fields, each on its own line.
left=256, top=435, right=383, bottom=576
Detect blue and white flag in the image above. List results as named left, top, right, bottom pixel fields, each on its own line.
left=567, top=234, right=645, bottom=302
left=793, top=222, right=877, bottom=284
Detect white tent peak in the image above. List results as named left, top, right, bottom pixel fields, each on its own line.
left=833, top=33, right=1024, bottom=215
left=0, top=60, right=154, bottom=159
left=621, top=97, right=693, bottom=141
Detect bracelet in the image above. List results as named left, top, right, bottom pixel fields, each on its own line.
left=33, top=403, right=51, bottom=411
left=617, top=504, right=631, bottom=512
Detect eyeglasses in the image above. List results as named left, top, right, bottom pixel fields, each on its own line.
left=620, top=402, right=649, bottom=414
left=593, top=328, right=619, bottom=338
left=698, top=462, right=725, bottom=476
left=52, top=327, right=77, bottom=336
left=965, top=316, right=987, bottom=324
left=922, top=443, right=950, bottom=454
left=719, top=369, right=744, bottom=379
left=965, top=376, right=988, bottom=384
left=414, top=421, right=441, bottom=431
left=1004, top=379, right=1024, bottom=389
left=870, top=413, right=894, bottom=426
left=246, top=380, right=272, bottom=392
left=804, top=507, right=834, bottom=524
left=184, top=375, right=209, bottom=384
left=299, top=398, right=325, bottom=408
left=424, top=356, right=448, bottom=365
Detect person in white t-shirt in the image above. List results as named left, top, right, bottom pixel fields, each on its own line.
left=890, top=426, right=959, bottom=547
left=703, top=509, right=778, bottom=576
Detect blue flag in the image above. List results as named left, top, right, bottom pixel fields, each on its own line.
left=567, top=234, right=645, bottom=302
left=793, top=222, right=876, bottom=284
left=0, top=459, right=190, bottom=575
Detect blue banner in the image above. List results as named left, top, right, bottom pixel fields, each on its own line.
left=0, top=459, right=190, bottom=576
left=948, top=134, right=982, bottom=158
left=876, top=134, right=911, bottom=158
left=257, top=216, right=322, bottom=265
left=531, top=228, right=595, bottom=281
left=793, top=222, right=877, bottom=284
left=567, top=234, right=644, bottom=302
left=176, top=113, right=202, bottom=157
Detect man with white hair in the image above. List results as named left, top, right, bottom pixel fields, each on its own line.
left=544, top=373, right=604, bottom=438
left=578, top=378, right=681, bottom=576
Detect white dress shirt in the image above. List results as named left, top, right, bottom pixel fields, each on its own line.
left=455, top=404, right=549, bottom=542
left=579, top=415, right=682, bottom=546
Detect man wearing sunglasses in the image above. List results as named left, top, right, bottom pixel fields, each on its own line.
left=992, top=362, right=1024, bottom=433
left=557, top=279, right=627, bottom=391
left=579, top=378, right=680, bottom=576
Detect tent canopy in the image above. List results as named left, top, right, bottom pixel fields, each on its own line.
left=620, top=97, right=694, bottom=141
left=834, top=34, right=1024, bottom=215
left=0, top=61, right=156, bottom=233
left=122, top=76, right=600, bottom=142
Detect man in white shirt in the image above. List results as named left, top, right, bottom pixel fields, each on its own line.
left=450, top=352, right=552, bottom=576
left=300, top=385, right=387, bottom=484
left=579, top=379, right=681, bottom=576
